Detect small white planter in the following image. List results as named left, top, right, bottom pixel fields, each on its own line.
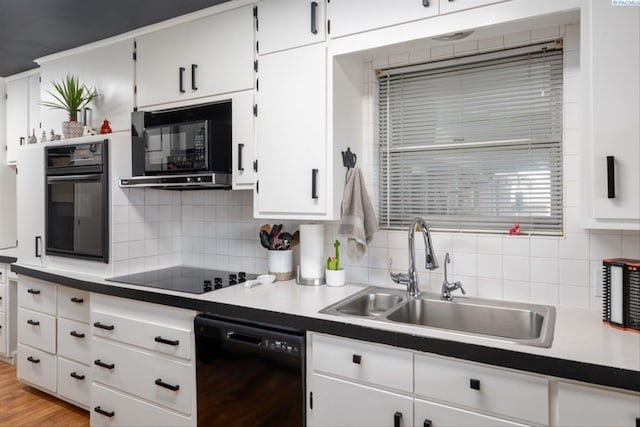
left=325, top=268, right=346, bottom=287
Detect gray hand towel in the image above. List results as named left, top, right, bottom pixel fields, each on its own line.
left=338, top=167, right=378, bottom=262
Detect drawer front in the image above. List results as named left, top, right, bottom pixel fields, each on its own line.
left=17, top=343, right=57, bottom=393
left=312, top=333, right=413, bottom=393
left=0, top=283, right=6, bottom=312
left=415, top=398, right=528, bottom=427
left=92, top=338, right=194, bottom=415
left=18, top=278, right=57, bottom=315
left=0, top=314, right=6, bottom=355
left=91, top=382, right=193, bottom=427
left=415, top=353, right=549, bottom=425
left=57, top=286, right=90, bottom=322
left=57, top=357, right=91, bottom=408
left=58, top=317, right=91, bottom=364
left=92, top=311, right=191, bottom=360
left=557, top=382, right=640, bottom=426
left=18, top=307, right=56, bottom=353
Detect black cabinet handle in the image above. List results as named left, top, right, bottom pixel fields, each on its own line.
left=635, top=417, right=639, bottom=427
left=70, top=372, right=85, bottom=380
left=94, top=322, right=114, bottom=331
left=470, top=378, right=481, bottom=390
left=179, top=67, right=186, bottom=93
left=27, top=288, right=40, bottom=295
left=94, top=407, right=115, bottom=418
left=70, top=331, right=85, bottom=338
left=607, top=155, right=615, bottom=198
left=155, top=336, right=179, bottom=346
left=70, top=297, right=84, bottom=303
left=424, top=420, right=432, bottom=427
left=310, top=1, right=318, bottom=35
left=394, top=411, right=402, bottom=427
left=20, top=136, right=25, bottom=146
left=155, top=378, right=180, bottom=391
left=35, top=236, right=42, bottom=258
left=423, top=0, right=430, bottom=6
left=237, top=143, right=245, bottom=172
left=352, top=354, right=362, bottom=364
left=94, top=359, right=115, bottom=370
left=191, top=64, right=198, bottom=90
left=312, top=169, right=319, bottom=199
left=27, top=319, right=40, bottom=326
left=27, top=356, right=40, bottom=364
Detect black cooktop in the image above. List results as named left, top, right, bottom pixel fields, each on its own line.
left=107, top=266, right=257, bottom=294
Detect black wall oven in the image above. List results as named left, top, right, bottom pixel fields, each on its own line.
left=46, top=140, right=109, bottom=263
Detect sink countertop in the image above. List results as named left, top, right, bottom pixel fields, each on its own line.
left=10, top=262, right=640, bottom=392
left=0, top=248, right=18, bottom=264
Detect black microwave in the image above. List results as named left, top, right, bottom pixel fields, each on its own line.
left=130, top=101, right=232, bottom=186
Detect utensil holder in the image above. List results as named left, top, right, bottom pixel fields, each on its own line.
left=268, top=250, right=293, bottom=281
left=603, top=258, right=640, bottom=332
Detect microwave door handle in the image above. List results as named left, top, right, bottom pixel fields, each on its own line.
left=47, top=174, right=102, bottom=182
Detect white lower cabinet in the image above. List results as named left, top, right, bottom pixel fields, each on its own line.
left=90, top=293, right=197, bottom=426
left=17, top=343, right=57, bottom=393
left=557, top=382, right=640, bottom=427
left=57, top=357, right=92, bottom=408
left=415, top=398, right=527, bottom=427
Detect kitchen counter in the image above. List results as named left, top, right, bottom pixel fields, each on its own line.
left=11, top=263, right=640, bottom=392
left=0, top=248, right=17, bottom=264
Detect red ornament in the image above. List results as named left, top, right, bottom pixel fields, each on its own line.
left=100, top=119, right=112, bottom=134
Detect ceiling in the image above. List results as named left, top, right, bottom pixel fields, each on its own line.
left=0, top=0, right=230, bottom=78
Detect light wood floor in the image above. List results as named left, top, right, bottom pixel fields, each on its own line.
left=0, top=361, right=89, bottom=427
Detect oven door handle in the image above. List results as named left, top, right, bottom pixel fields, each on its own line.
left=47, top=174, right=102, bottom=182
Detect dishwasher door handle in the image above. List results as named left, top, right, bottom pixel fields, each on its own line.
left=227, top=331, right=263, bottom=345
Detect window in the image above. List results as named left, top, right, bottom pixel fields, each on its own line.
left=378, top=41, right=563, bottom=235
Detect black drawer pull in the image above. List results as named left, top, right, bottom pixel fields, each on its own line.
left=394, top=411, right=402, bottom=427
left=27, top=319, right=40, bottom=326
left=27, top=288, right=41, bottom=295
left=238, top=143, right=245, bottom=172
left=179, top=67, right=186, bottom=93
left=94, top=407, right=115, bottom=418
left=94, top=359, right=115, bottom=370
left=70, top=331, right=85, bottom=338
left=352, top=354, right=362, bottom=364
left=312, top=168, right=319, bottom=199
left=155, top=336, right=179, bottom=346
left=423, top=0, right=430, bottom=6
left=310, top=1, right=318, bottom=34
left=635, top=417, right=639, bottom=427
left=191, top=64, right=198, bottom=90
left=424, top=420, right=432, bottom=427
left=607, top=155, right=616, bottom=198
left=155, top=378, right=180, bottom=391
left=27, top=356, right=40, bottom=364
left=94, top=322, right=114, bottom=331
left=70, top=372, right=85, bottom=380
left=70, top=297, right=84, bottom=303
left=470, top=378, right=481, bottom=390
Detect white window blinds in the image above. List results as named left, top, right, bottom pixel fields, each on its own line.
left=378, top=42, right=563, bottom=235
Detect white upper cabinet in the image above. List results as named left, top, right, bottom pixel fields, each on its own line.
left=5, top=71, right=40, bottom=164
left=438, top=0, right=507, bottom=15
left=136, top=5, right=255, bottom=108
left=232, top=91, right=256, bottom=189
left=255, top=44, right=327, bottom=217
left=328, top=0, right=438, bottom=38
left=257, top=0, right=326, bottom=54
left=586, top=2, right=640, bottom=228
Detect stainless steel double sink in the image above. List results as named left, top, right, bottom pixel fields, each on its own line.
left=320, top=287, right=555, bottom=348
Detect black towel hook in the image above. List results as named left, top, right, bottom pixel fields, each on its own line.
left=342, top=147, right=357, bottom=170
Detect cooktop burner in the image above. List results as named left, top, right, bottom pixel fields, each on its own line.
left=107, top=266, right=257, bottom=294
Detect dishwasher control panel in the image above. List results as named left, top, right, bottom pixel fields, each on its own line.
left=264, top=338, right=301, bottom=355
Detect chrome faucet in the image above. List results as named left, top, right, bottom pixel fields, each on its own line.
left=389, top=217, right=439, bottom=298
left=441, top=252, right=465, bottom=301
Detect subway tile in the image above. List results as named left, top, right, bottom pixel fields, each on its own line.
left=454, top=40, right=478, bottom=55
left=503, top=236, right=529, bottom=256
left=503, top=255, right=530, bottom=282
left=530, top=282, right=559, bottom=305
left=530, top=257, right=558, bottom=284
left=503, top=280, right=530, bottom=302
left=409, top=48, right=429, bottom=63
left=477, top=254, right=502, bottom=279
left=349, top=266, right=369, bottom=285
left=622, top=232, right=640, bottom=258
left=478, top=35, right=503, bottom=51
left=504, top=30, right=530, bottom=47
left=559, top=285, right=589, bottom=308
left=589, top=232, right=623, bottom=261
left=531, top=25, right=560, bottom=41
left=477, top=277, right=503, bottom=299
left=112, top=205, right=129, bottom=224
left=453, top=234, right=476, bottom=253
left=389, top=52, right=410, bottom=65
left=112, top=242, right=129, bottom=262
left=559, top=232, right=589, bottom=260
left=477, top=236, right=502, bottom=255
left=431, top=44, right=454, bottom=58
left=530, top=237, right=559, bottom=258
left=452, top=252, right=476, bottom=276
left=144, top=189, right=159, bottom=206
left=559, top=258, right=590, bottom=286
left=112, top=224, right=129, bottom=243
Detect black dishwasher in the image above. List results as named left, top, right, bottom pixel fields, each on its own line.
left=195, top=314, right=305, bottom=426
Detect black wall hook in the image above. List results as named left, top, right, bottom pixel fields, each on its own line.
left=342, top=147, right=357, bottom=170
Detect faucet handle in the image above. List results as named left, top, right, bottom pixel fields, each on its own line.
left=389, top=258, right=410, bottom=285
left=454, top=281, right=466, bottom=295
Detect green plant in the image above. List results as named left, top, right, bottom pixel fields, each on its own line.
left=41, top=75, right=97, bottom=121
left=326, top=240, right=341, bottom=271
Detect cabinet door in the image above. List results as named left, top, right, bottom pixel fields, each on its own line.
left=232, top=91, right=256, bottom=189
left=258, top=0, right=326, bottom=54
left=16, top=145, right=45, bottom=266
left=135, top=23, right=190, bottom=108
left=28, top=74, right=40, bottom=137
left=590, top=3, right=640, bottom=222
left=329, top=0, right=438, bottom=38
left=309, top=373, right=413, bottom=427
left=256, top=44, right=327, bottom=216
left=6, top=77, right=29, bottom=165
left=439, top=0, right=506, bottom=14
left=188, top=6, right=255, bottom=99
left=557, top=382, right=640, bottom=427
left=415, top=398, right=527, bottom=427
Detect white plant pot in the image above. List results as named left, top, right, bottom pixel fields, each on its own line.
left=325, top=268, right=346, bottom=287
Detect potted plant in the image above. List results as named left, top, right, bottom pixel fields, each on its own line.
left=326, top=240, right=346, bottom=287
left=41, top=75, right=97, bottom=138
